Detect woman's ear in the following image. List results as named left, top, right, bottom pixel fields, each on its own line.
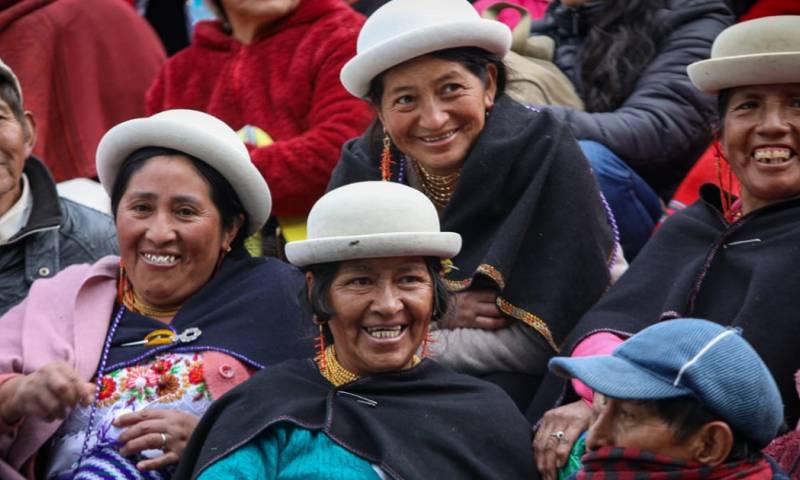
left=690, top=421, right=733, bottom=467
left=222, top=213, right=245, bottom=251
left=484, top=63, right=498, bottom=109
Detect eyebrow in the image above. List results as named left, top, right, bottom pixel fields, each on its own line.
left=385, top=70, right=466, bottom=96
left=125, top=191, right=203, bottom=204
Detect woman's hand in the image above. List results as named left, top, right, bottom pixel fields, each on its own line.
left=439, top=288, right=511, bottom=330
left=116, top=408, right=200, bottom=471
left=533, top=400, right=592, bottom=480
left=0, top=361, right=94, bottom=424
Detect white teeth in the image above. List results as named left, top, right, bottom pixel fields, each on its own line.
left=143, top=253, right=177, bottom=265
left=365, top=326, right=404, bottom=339
left=422, top=130, right=456, bottom=142
left=754, top=148, right=793, bottom=164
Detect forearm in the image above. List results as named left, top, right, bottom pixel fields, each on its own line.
left=428, top=322, right=553, bottom=375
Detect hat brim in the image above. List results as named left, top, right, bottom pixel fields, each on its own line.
left=688, top=52, right=800, bottom=93
left=340, top=19, right=511, bottom=98
left=96, top=115, right=270, bottom=236
left=285, top=232, right=462, bottom=267
left=549, top=355, right=693, bottom=400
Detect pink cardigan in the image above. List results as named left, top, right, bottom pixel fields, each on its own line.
left=0, top=256, right=252, bottom=479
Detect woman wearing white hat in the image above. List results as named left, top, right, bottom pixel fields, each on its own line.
left=329, top=0, right=621, bottom=408
left=0, top=110, right=311, bottom=479
left=529, top=15, right=800, bottom=480
left=173, top=181, right=537, bottom=480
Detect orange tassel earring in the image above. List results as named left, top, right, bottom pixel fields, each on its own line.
left=314, top=320, right=327, bottom=371
left=380, top=130, right=393, bottom=181
left=420, top=328, right=436, bottom=358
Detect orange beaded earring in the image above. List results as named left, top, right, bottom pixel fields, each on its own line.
left=380, top=130, right=393, bottom=181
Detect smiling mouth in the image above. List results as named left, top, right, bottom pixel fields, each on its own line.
left=419, top=130, right=457, bottom=143
left=141, top=253, right=179, bottom=266
left=364, top=325, right=407, bottom=339
left=753, top=147, right=797, bottom=165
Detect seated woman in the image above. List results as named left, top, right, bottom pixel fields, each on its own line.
left=531, top=0, right=733, bottom=257
left=529, top=15, right=800, bottom=480
left=147, top=0, right=373, bottom=251
left=173, top=181, right=537, bottom=479
left=550, top=319, right=785, bottom=479
left=0, top=110, right=311, bottom=479
left=329, top=0, right=619, bottom=407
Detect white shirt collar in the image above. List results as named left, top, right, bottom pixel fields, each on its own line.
left=0, top=174, right=32, bottom=245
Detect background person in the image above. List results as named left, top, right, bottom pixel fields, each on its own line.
left=147, top=0, right=373, bottom=251
left=329, top=0, right=619, bottom=408
left=0, top=109, right=311, bottom=479
left=528, top=15, right=800, bottom=479
left=550, top=318, right=785, bottom=479
left=174, top=181, right=537, bottom=480
left=531, top=0, right=733, bottom=258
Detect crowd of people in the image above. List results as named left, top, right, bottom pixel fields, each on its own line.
left=0, top=0, right=798, bottom=478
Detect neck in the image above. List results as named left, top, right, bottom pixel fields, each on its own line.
left=0, top=179, right=23, bottom=219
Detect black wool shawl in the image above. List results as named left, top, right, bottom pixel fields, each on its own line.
left=103, top=250, right=315, bottom=372
left=329, top=96, right=615, bottom=350
left=527, top=185, right=800, bottom=427
left=173, top=358, right=537, bottom=479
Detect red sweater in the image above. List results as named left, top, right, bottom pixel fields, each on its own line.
left=146, top=0, right=373, bottom=217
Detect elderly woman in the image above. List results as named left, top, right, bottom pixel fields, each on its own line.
left=146, top=0, right=373, bottom=249
left=551, top=319, right=786, bottom=479
left=0, top=110, right=311, bottom=479
left=173, top=181, right=537, bottom=479
left=529, top=15, right=800, bottom=480
left=328, top=0, right=619, bottom=407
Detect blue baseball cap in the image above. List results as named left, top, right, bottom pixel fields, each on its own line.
left=549, top=318, right=783, bottom=447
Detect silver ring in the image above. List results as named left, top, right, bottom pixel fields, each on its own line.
left=160, top=432, right=168, bottom=450
left=550, top=431, right=566, bottom=442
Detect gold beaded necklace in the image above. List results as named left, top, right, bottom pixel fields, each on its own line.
left=317, top=345, right=422, bottom=387
left=411, top=160, right=461, bottom=209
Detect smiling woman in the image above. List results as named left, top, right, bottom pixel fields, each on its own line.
left=329, top=0, right=620, bottom=410
left=173, top=181, right=537, bottom=480
left=0, top=110, right=311, bottom=480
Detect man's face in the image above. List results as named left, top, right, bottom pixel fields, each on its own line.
left=0, top=95, right=32, bottom=213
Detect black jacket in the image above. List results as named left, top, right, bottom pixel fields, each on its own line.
left=0, top=157, right=118, bottom=314
left=532, top=0, right=734, bottom=198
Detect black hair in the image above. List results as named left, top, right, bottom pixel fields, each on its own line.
left=578, top=0, right=666, bottom=113
left=0, top=81, right=29, bottom=139
left=109, top=147, right=249, bottom=250
left=643, top=396, right=760, bottom=462
left=366, top=46, right=507, bottom=106
left=302, top=256, right=451, bottom=342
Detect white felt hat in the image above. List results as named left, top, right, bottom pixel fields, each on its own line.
left=285, top=181, right=462, bottom=267
left=96, top=109, right=270, bottom=235
left=688, top=16, right=800, bottom=94
left=340, top=0, right=512, bottom=98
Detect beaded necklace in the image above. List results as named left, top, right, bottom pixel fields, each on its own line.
left=410, top=159, right=460, bottom=209
left=118, top=268, right=179, bottom=319
left=316, top=345, right=422, bottom=387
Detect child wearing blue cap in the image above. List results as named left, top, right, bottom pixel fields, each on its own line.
left=548, top=318, right=786, bottom=479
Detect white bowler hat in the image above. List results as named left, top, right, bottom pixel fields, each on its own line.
left=688, top=16, right=800, bottom=93
left=96, top=109, right=270, bottom=236
left=0, top=57, right=22, bottom=105
left=285, top=181, right=462, bottom=267
left=340, top=0, right=512, bottom=98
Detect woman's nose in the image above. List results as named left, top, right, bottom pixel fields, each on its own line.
left=371, top=283, right=403, bottom=316
left=145, top=213, right=177, bottom=244
left=757, top=104, right=792, bottom=136
left=418, top=99, right=449, bottom=130
left=584, top=411, right=613, bottom=451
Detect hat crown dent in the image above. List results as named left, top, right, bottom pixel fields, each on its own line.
left=150, top=109, right=250, bottom=157
left=712, top=16, right=800, bottom=58
left=358, top=0, right=482, bottom=53
left=307, top=181, right=441, bottom=239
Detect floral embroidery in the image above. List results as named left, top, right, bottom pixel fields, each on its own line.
left=124, top=366, right=158, bottom=402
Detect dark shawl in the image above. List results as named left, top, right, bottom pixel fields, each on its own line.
left=527, top=185, right=800, bottom=427
left=173, top=358, right=537, bottom=479
left=103, top=249, right=314, bottom=372
left=329, top=96, right=615, bottom=351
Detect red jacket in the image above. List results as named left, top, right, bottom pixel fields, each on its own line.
left=0, top=0, right=165, bottom=181
left=146, top=0, right=373, bottom=217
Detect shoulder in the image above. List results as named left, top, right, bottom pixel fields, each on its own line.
left=660, top=0, right=733, bottom=33
left=24, top=255, right=117, bottom=302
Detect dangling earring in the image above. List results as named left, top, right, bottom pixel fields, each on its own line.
left=314, top=319, right=327, bottom=371
left=117, top=260, right=133, bottom=305
left=420, top=328, right=435, bottom=358
left=380, top=130, right=393, bottom=181
left=713, top=139, right=736, bottom=220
